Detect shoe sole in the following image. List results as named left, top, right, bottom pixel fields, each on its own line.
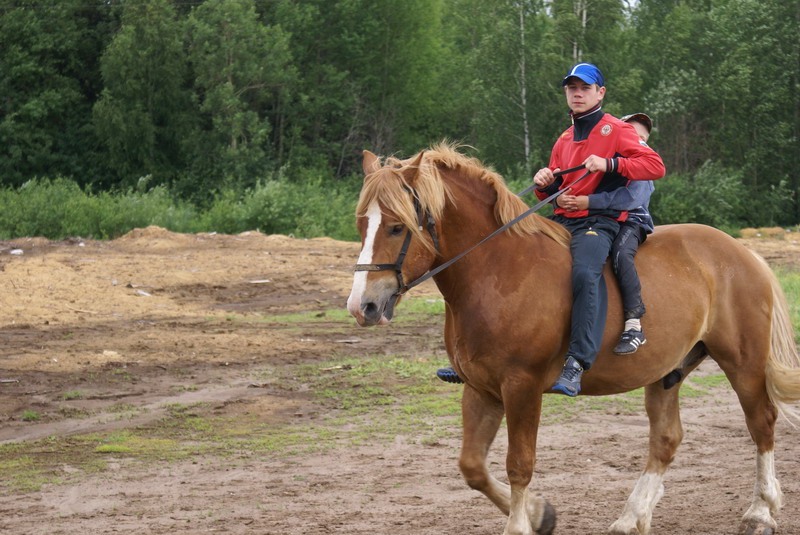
left=613, top=338, right=647, bottom=355
left=436, top=370, right=464, bottom=384
left=551, top=384, right=580, bottom=397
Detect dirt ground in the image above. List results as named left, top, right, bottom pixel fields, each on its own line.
left=0, top=226, right=799, bottom=535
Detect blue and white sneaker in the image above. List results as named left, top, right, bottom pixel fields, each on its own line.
left=551, top=356, right=583, bottom=397
left=613, top=329, right=647, bottom=355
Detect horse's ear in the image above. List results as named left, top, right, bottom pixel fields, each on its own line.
left=362, top=150, right=381, bottom=176
left=402, top=151, right=426, bottom=184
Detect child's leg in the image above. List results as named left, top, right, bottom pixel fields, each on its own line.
left=611, top=222, right=647, bottom=320
left=611, top=223, right=648, bottom=355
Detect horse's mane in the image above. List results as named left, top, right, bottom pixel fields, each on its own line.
left=356, top=141, right=570, bottom=252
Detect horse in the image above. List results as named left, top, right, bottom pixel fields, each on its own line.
left=345, top=142, right=800, bottom=535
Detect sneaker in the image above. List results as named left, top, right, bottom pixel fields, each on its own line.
left=551, top=356, right=583, bottom=397
left=436, top=367, right=464, bottom=384
left=613, top=329, right=647, bottom=355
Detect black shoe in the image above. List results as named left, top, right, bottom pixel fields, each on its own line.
left=551, top=356, right=583, bottom=397
left=436, top=367, right=464, bottom=384
left=613, top=329, right=646, bottom=355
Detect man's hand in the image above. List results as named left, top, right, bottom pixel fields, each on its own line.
left=582, top=155, right=607, bottom=173
left=557, top=188, right=590, bottom=212
left=533, top=167, right=559, bottom=188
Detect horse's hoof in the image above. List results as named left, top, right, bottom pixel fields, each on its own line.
left=740, top=520, right=775, bottom=535
left=536, top=500, right=556, bottom=535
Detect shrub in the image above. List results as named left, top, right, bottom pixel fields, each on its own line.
left=199, top=171, right=360, bottom=240
left=650, top=161, right=747, bottom=229
left=0, top=178, right=199, bottom=240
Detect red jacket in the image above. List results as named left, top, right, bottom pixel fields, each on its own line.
left=535, top=108, right=665, bottom=221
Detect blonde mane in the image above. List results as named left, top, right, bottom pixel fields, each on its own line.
left=356, top=142, right=570, bottom=252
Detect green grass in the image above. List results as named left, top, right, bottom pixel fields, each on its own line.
left=21, top=411, right=40, bottom=422
left=775, top=269, right=800, bottom=341
left=394, top=298, right=446, bottom=319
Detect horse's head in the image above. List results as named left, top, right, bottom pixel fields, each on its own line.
left=346, top=150, right=441, bottom=326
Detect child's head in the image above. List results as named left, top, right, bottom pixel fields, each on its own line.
left=621, top=113, right=653, bottom=143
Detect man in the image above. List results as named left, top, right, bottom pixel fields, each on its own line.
left=436, top=69, right=664, bottom=391
left=557, top=113, right=656, bottom=355
left=533, top=64, right=665, bottom=396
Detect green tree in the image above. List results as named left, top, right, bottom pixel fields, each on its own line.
left=186, top=0, right=294, bottom=195
left=270, top=0, right=446, bottom=177
left=444, top=0, right=566, bottom=174
left=92, top=0, right=194, bottom=187
left=0, top=1, right=111, bottom=187
left=703, top=0, right=799, bottom=222
left=631, top=0, right=715, bottom=173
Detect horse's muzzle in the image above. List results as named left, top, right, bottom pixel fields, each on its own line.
left=347, top=288, right=398, bottom=327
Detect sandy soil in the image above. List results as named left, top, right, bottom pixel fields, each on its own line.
left=0, top=226, right=799, bottom=535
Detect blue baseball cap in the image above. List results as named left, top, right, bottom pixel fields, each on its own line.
left=561, top=63, right=605, bottom=87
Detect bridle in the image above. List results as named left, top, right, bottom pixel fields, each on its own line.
left=353, top=186, right=440, bottom=311
left=353, top=164, right=589, bottom=303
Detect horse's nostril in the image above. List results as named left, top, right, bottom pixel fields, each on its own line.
left=363, top=302, right=383, bottom=324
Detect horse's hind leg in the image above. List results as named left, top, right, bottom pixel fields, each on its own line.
left=726, top=373, right=782, bottom=534
left=609, top=381, right=683, bottom=535
left=458, top=386, right=555, bottom=535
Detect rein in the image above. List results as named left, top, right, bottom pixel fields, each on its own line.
left=354, top=164, right=588, bottom=300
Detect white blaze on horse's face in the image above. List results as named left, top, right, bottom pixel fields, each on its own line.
left=347, top=200, right=389, bottom=325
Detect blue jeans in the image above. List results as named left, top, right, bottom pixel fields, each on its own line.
left=552, top=215, right=620, bottom=370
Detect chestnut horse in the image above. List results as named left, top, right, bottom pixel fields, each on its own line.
left=346, top=143, right=800, bottom=535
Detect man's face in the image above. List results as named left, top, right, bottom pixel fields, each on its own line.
left=563, top=77, right=605, bottom=114
left=629, top=121, right=650, bottom=143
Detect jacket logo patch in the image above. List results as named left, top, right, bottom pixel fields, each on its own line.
left=601, top=125, right=612, bottom=136
left=586, top=230, right=598, bottom=236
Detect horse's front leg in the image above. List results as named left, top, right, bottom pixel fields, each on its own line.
left=502, top=382, right=554, bottom=535
left=459, top=384, right=555, bottom=535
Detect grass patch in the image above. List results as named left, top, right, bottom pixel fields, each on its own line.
left=775, top=268, right=800, bottom=341
left=687, top=373, right=730, bottom=390
left=540, top=388, right=645, bottom=424
left=0, top=455, right=62, bottom=492
left=393, top=298, right=446, bottom=321
left=21, top=410, right=40, bottom=422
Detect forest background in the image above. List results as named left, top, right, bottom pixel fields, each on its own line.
left=0, top=0, right=798, bottom=241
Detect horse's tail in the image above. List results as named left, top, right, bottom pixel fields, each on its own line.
left=758, top=252, right=800, bottom=426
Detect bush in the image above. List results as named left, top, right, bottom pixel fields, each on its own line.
left=0, top=178, right=198, bottom=240
left=0, top=174, right=362, bottom=241
left=3, top=162, right=794, bottom=243
left=199, top=172, right=360, bottom=241
left=650, top=161, right=747, bottom=229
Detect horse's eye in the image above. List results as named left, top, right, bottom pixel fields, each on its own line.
left=390, top=224, right=404, bottom=236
